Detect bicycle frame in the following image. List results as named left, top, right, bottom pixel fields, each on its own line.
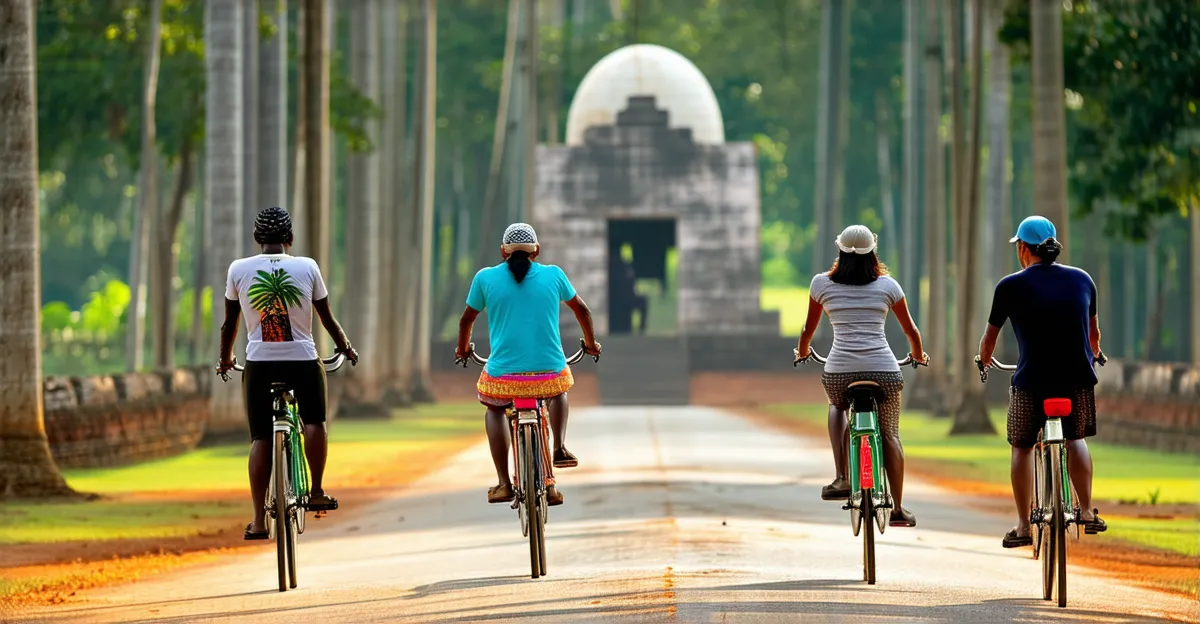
left=1037, top=420, right=1074, bottom=526
left=848, top=410, right=885, bottom=498
left=271, top=389, right=311, bottom=510
left=509, top=401, right=554, bottom=510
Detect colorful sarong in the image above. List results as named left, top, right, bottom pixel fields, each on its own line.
left=477, top=367, right=574, bottom=407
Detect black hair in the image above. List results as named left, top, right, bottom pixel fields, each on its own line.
left=507, top=250, right=532, bottom=283
left=828, top=250, right=889, bottom=286
left=254, top=206, right=294, bottom=246
left=1022, top=237, right=1062, bottom=265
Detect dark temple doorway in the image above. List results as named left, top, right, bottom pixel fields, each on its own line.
left=607, top=219, right=677, bottom=335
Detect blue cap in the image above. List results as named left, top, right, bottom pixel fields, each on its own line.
left=1009, top=216, right=1057, bottom=245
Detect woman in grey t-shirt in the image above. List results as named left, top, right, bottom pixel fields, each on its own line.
left=795, top=225, right=928, bottom=527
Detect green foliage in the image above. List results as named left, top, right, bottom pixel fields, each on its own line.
left=1002, top=0, right=1200, bottom=240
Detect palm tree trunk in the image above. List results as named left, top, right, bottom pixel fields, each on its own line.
left=944, top=0, right=964, bottom=381
left=400, top=3, right=426, bottom=400
left=1143, top=226, right=1160, bottom=360
left=949, top=0, right=993, bottom=435
left=379, top=0, right=403, bottom=404
left=152, top=131, right=196, bottom=370
left=476, top=0, right=520, bottom=273
left=0, top=0, right=73, bottom=498
left=242, top=0, right=260, bottom=255
left=812, top=0, right=846, bottom=274
left=413, top=0, right=438, bottom=402
left=544, top=0, right=564, bottom=145
left=259, top=0, right=288, bottom=212
left=1191, top=198, right=1200, bottom=365
left=126, top=0, right=164, bottom=372
left=984, top=0, right=1010, bottom=285
left=290, top=2, right=306, bottom=222
left=345, top=0, right=383, bottom=407
left=522, top=0, right=539, bottom=220
left=303, top=0, right=331, bottom=273
left=385, top=0, right=412, bottom=405
left=874, top=90, right=898, bottom=269
left=1030, top=0, right=1068, bottom=260
left=206, top=0, right=246, bottom=432
left=902, top=0, right=921, bottom=291
left=190, top=154, right=206, bottom=364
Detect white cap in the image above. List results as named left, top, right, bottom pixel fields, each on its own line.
left=502, top=223, right=539, bottom=254
left=835, top=224, right=877, bottom=255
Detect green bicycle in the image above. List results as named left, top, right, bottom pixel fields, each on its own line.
left=795, top=348, right=926, bottom=585
left=221, top=353, right=348, bottom=592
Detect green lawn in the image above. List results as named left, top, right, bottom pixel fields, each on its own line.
left=766, top=404, right=1200, bottom=555
left=761, top=286, right=811, bottom=336
left=0, top=405, right=480, bottom=546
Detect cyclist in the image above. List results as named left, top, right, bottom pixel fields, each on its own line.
left=215, top=207, right=358, bottom=541
left=977, top=215, right=1107, bottom=548
left=795, top=224, right=928, bottom=527
left=455, top=223, right=601, bottom=507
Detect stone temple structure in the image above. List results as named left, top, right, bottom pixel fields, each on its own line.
left=535, top=44, right=779, bottom=337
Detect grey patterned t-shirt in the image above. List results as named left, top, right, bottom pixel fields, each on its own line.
left=809, top=273, right=906, bottom=374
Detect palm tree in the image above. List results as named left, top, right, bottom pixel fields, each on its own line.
left=901, top=0, right=921, bottom=298
left=949, top=0, right=993, bottom=434
left=206, top=0, right=245, bottom=430
left=413, top=0, right=439, bottom=402
left=1030, top=0, right=1069, bottom=260
left=983, top=0, right=1011, bottom=297
left=259, top=0, right=288, bottom=213
left=0, top=0, right=72, bottom=497
left=126, top=0, right=164, bottom=372
left=380, top=0, right=410, bottom=405
left=812, top=0, right=851, bottom=275
left=249, top=269, right=304, bottom=342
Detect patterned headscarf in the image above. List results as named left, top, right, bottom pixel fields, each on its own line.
left=502, top=223, right=539, bottom=254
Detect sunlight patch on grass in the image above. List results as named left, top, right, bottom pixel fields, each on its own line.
left=761, top=286, right=810, bottom=336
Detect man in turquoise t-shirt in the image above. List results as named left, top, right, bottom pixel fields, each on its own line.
left=456, top=223, right=601, bottom=505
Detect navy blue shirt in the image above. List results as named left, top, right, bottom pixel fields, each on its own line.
left=987, top=263, right=1098, bottom=392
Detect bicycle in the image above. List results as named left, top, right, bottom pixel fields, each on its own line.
left=794, top=348, right=927, bottom=585
left=457, top=339, right=598, bottom=579
left=219, top=354, right=348, bottom=592
left=975, top=352, right=1106, bottom=609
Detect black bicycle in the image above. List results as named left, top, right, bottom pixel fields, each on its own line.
left=219, top=354, right=347, bottom=592
left=975, top=352, right=1105, bottom=608
left=457, top=340, right=597, bottom=579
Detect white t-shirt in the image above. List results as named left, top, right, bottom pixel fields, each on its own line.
left=225, top=254, right=329, bottom=362
left=809, top=273, right=906, bottom=373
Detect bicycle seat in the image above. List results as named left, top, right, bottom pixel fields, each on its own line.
left=846, top=381, right=886, bottom=411
left=269, top=382, right=290, bottom=391
left=847, top=381, right=882, bottom=390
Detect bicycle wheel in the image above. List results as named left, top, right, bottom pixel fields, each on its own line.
left=1040, top=445, right=1054, bottom=601
left=284, top=446, right=299, bottom=589
left=520, top=425, right=541, bottom=579
left=862, top=487, right=876, bottom=585
left=1051, top=445, right=1068, bottom=608
left=1032, top=443, right=1044, bottom=561
left=273, top=430, right=290, bottom=592
left=534, top=429, right=548, bottom=577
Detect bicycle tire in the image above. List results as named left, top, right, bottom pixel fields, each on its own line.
left=1041, top=445, right=1054, bottom=600
left=1052, top=445, right=1068, bottom=608
left=1032, top=443, right=1044, bottom=561
left=862, top=487, right=876, bottom=585
left=520, top=425, right=541, bottom=579
left=285, top=445, right=298, bottom=589
left=273, top=430, right=290, bottom=592
left=534, top=427, right=547, bottom=577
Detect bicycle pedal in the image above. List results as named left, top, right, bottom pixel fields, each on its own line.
left=314, top=510, right=328, bottom=519
left=841, top=504, right=853, bottom=511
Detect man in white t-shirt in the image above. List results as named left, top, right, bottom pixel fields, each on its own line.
left=216, top=207, right=358, bottom=541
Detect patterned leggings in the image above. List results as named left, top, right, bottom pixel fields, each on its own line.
left=821, top=371, right=906, bottom=440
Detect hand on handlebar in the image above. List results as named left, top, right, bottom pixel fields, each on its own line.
left=793, top=346, right=812, bottom=366
left=336, top=344, right=359, bottom=366
left=582, top=339, right=602, bottom=359
left=909, top=352, right=931, bottom=367
left=215, top=357, right=237, bottom=381
left=455, top=342, right=475, bottom=367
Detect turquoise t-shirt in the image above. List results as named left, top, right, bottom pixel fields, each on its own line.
left=466, top=262, right=577, bottom=376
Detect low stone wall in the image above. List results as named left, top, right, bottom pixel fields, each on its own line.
left=43, top=368, right=210, bottom=469
left=1094, top=360, right=1200, bottom=454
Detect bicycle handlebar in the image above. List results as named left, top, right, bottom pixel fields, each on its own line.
left=975, top=351, right=1107, bottom=383
left=793, top=348, right=928, bottom=369
left=456, top=338, right=600, bottom=369
left=218, top=353, right=350, bottom=382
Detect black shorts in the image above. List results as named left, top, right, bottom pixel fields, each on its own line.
left=1007, top=385, right=1097, bottom=448
left=243, top=359, right=328, bottom=441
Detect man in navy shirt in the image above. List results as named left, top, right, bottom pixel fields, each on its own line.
left=978, top=216, right=1108, bottom=549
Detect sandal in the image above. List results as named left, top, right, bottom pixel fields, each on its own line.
left=547, top=485, right=564, bottom=506
left=488, top=483, right=515, bottom=503
left=1002, top=528, right=1033, bottom=548
left=244, top=522, right=269, bottom=541
left=821, top=482, right=850, bottom=501
left=1083, top=509, right=1108, bottom=534
left=553, top=447, right=579, bottom=469
left=306, top=492, right=339, bottom=512
left=889, top=506, right=917, bottom=528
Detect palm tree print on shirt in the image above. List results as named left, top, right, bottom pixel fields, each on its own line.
left=248, top=268, right=303, bottom=342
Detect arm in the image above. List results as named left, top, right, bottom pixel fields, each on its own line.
left=979, top=323, right=1002, bottom=367
left=456, top=306, right=480, bottom=360
left=1090, top=315, right=1102, bottom=357
left=890, top=297, right=926, bottom=363
left=216, top=298, right=241, bottom=372
left=566, top=296, right=601, bottom=355
left=980, top=279, right=1008, bottom=366
left=313, top=298, right=358, bottom=363
left=795, top=296, right=824, bottom=358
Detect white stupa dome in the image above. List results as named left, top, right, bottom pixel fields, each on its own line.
left=565, top=44, right=725, bottom=146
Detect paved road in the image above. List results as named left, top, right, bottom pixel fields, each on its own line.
left=16, top=407, right=1197, bottom=623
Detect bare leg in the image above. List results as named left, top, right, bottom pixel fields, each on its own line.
left=1066, top=439, right=1095, bottom=519
left=827, top=405, right=849, bottom=489
left=248, top=439, right=272, bottom=531
left=1011, top=445, right=1035, bottom=535
left=486, top=406, right=511, bottom=485
left=303, top=423, right=329, bottom=495
left=883, top=432, right=906, bottom=516
left=547, top=394, right=569, bottom=452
